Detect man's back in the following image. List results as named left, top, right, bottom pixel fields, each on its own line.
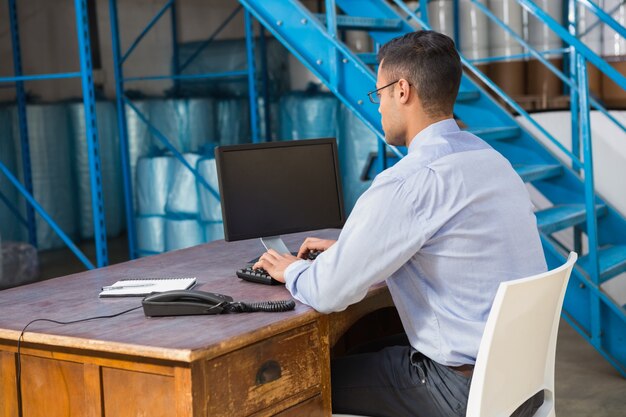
left=381, top=118, right=547, bottom=365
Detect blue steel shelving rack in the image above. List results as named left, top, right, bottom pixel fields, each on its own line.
left=0, top=0, right=107, bottom=270
left=108, top=0, right=265, bottom=259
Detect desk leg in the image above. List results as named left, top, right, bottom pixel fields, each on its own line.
left=174, top=367, right=193, bottom=417
left=318, top=316, right=332, bottom=417
left=83, top=363, right=103, bottom=417
left=0, top=351, right=18, bottom=417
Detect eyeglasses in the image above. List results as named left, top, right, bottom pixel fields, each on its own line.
left=367, top=80, right=401, bottom=104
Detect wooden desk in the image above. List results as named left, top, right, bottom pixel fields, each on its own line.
left=0, top=230, right=394, bottom=417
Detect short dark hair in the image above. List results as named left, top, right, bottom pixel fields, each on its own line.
left=377, top=30, right=461, bottom=117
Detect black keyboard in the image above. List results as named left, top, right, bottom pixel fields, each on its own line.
left=236, top=250, right=322, bottom=285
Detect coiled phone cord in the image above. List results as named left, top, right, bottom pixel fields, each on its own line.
left=223, top=299, right=296, bottom=313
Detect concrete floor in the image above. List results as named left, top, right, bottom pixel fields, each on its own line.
left=32, top=236, right=626, bottom=415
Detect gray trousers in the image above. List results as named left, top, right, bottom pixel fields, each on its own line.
left=331, top=336, right=544, bottom=417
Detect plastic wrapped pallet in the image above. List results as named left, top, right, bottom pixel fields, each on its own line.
left=177, top=37, right=290, bottom=98
left=12, top=104, right=77, bottom=250
left=147, top=98, right=216, bottom=154
left=216, top=98, right=250, bottom=145
left=0, top=105, right=22, bottom=242
left=164, top=218, right=204, bottom=251
left=459, top=0, right=489, bottom=60
left=0, top=241, right=39, bottom=290
left=135, top=215, right=165, bottom=256
left=68, top=101, right=125, bottom=239
left=136, top=156, right=173, bottom=216
left=126, top=100, right=153, bottom=204
left=196, top=157, right=222, bottom=222
left=337, top=105, right=378, bottom=213
left=165, top=153, right=202, bottom=217
left=203, top=221, right=224, bottom=243
left=279, top=93, right=338, bottom=140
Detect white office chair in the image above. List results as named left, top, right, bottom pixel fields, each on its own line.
left=334, top=252, right=577, bottom=417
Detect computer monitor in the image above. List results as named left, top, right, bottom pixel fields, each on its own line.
left=215, top=138, right=345, bottom=253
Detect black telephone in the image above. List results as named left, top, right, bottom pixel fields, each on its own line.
left=142, top=289, right=296, bottom=317
left=142, top=290, right=233, bottom=317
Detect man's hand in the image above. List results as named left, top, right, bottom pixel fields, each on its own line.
left=252, top=249, right=300, bottom=283
left=297, top=237, right=337, bottom=259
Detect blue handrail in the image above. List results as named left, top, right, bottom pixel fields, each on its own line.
left=578, top=0, right=625, bottom=37
left=578, top=0, right=626, bottom=39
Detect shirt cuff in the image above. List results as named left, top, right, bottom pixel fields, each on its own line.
left=284, top=259, right=311, bottom=295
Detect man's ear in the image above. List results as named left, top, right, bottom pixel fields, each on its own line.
left=397, top=79, right=411, bottom=104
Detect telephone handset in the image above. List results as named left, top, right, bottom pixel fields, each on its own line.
left=142, top=290, right=233, bottom=316
left=142, top=289, right=296, bottom=317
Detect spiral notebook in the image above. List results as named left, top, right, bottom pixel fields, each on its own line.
left=99, top=277, right=197, bottom=298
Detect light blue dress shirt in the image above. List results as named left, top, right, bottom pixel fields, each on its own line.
left=284, top=118, right=547, bottom=366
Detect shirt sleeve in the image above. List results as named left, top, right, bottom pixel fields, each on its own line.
left=283, top=170, right=435, bottom=313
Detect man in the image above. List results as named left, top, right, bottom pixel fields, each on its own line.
left=254, top=31, right=546, bottom=417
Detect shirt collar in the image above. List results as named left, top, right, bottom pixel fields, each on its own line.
left=407, top=118, right=460, bottom=154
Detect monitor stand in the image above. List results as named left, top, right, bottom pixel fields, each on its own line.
left=260, top=236, right=290, bottom=254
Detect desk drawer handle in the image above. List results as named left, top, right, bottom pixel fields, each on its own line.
left=256, top=360, right=282, bottom=385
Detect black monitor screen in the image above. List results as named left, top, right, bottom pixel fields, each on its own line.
left=215, top=138, right=345, bottom=241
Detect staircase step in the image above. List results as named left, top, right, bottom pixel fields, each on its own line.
left=467, top=126, right=521, bottom=141
left=578, top=245, right=626, bottom=284
left=536, top=204, right=608, bottom=235
left=314, top=14, right=402, bottom=31
left=456, top=89, right=480, bottom=102
left=514, top=164, right=563, bottom=183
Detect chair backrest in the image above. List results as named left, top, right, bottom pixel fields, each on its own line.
left=466, top=252, right=577, bottom=417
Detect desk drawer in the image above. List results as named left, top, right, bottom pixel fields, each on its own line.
left=204, top=323, right=322, bottom=416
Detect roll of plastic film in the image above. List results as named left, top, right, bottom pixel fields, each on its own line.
left=526, top=0, right=563, bottom=57
left=216, top=98, right=250, bottom=146
left=487, top=0, right=525, bottom=98
left=428, top=0, right=455, bottom=39
left=203, top=221, right=225, bottom=243
left=13, top=104, right=77, bottom=250
left=459, top=0, right=489, bottom=60
left=164, top=218, right=204, bottom=251
left=136, top=156, right=173, bottom=216
left=578, top=3, right=603, bottom=98
left=279, top=93, right=338, bottom=140
left=0, top=106, right=20, bottom=242
left=601, top=0, right=626, bottom=106
left=126, top=100, right=153, bottom=205
left=488, top=0, right=523, bottom=57
left=186, top=98, right=217, bottom=152
left=525, top=0, right=564, bottom=104
left=602, top=0, right=626, bottom=57
left=69, top=101, right=125, bottom=239
left=136, top=215, right=165, bottom=255
left=165, top=153, right=202, bottom=217
left=197, top=157, right=222, bottom=222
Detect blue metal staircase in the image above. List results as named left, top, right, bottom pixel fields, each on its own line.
left=239, top=0, right=626, bottom=377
